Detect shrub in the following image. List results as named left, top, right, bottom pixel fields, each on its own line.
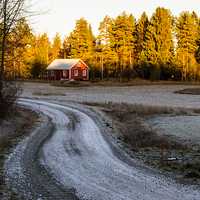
left=0, top=81, right=20, bottom=120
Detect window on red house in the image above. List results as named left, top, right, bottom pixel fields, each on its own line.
left=74, top=69, right=78, bottom=77
left=63, top=70, right=67, bottom=77
left=82, top=70, right=87, bottom=76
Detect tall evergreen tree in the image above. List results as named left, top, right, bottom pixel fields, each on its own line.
left=49, top=33, right=62, bottom=62
left=88, top=24, right=96, bottom=49
left=6, top=18, right=33, bottom=78
left=176, top=11, right=199, bottom=80
left=97, top=16, right=118, bottom=78
left=195, top=15, right=200, bottom=67
left=30, top=33, right=50, bottom=78
left=196, top=44, right=200, bottom=64
left=141, top=7, right=174, bottom=79
left=110, top=12, right=137, bottom=79
left=98, top=16, right=113, bottom=46
left=66, top=18, right=94, bottom=60
left=136, top=12, right=149, bottom=62
left=36, top=33, right=50, bottom=65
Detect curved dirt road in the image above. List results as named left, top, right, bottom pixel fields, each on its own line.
left=5, top=99, right=200, bottom=200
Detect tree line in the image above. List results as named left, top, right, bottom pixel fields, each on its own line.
left=3, top=7, right=200, bottom=81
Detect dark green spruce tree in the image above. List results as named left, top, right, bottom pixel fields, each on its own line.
left=97, top=15, right=118, bottom=78
left=141, top=7, right=174, bottom=80
left=136, top=12, right=149, bottom=61
left=135, top=12, right=149, bottom=78
left=109, top=12, right=137, bottom=80
left=176, top=11, right=199, bottom=80
left=65, top=18, right=94, bottom=61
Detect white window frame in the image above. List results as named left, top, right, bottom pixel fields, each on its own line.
left=82, top=69, right=87, bottom=77
left=63, top=70, right=67, bottom=77
left=74, top=69, right=78, bottom=77
left=51, top=71, right=54, bottom=76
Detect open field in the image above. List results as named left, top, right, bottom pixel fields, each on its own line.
left=22, top=82, right=200, bottom=108
left=21, top=79, right=200, bottom=87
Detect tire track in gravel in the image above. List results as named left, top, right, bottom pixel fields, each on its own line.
left=5, top=100, right=79, bottom=200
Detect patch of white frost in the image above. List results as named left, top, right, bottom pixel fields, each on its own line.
left=148, top=115, right=200, bottom=145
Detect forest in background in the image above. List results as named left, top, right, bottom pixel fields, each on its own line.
left=3, top=7, right=200, bottom=81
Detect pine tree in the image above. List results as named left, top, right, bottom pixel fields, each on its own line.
left=98, top=16, right=113, bottom=46
left=30, top=33, right=50, bottom=78
left=88, top=24, right=96, bottom=49
left=110, top=12, right=137, bottom=79
left=176, top=11, right=199, bottom=80
left=6, top=18, right=33, bottom=78
left=97, top=16, right=118, bottom=78
left=62, top=35, right=71, bottom=58
left=196, top=46, right=200, bottom=64
left=49, top=33, right=62, bottom=62
left=195, top=15, right=200, bottom=66
left=136, top=12, right=149, bottom=62
left=65, top=18, right=94, bottom=60
left=36, top=33, right=50, bottom=65
left=141, top=7, right=174, bottom=79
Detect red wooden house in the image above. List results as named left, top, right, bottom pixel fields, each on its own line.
left=46, top=59, right=89, bottom=81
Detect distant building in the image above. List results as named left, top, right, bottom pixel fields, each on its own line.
left=46, top=59, right=89, bottom=81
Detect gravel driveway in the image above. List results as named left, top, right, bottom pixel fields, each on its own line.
left=5, top=98, right=200, bottom=200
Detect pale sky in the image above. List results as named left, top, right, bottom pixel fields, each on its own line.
left=29, top=0, right=200, bottom=41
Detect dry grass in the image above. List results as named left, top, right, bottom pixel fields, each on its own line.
left=85, top=102, right=200, bottom=184
left=94, top=103, right=188, bottom=150
left=50, top=79, right=200, bottom=88
left=51, top=81, right=91, bottom=87
left=32, top=91, right=66, bottom=96
left=175, top=88, right=200, bottom=95
left=85, top=102, right=192, bottom=116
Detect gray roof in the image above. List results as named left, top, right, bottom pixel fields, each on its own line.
left=47, top=59, right=81, bottom=70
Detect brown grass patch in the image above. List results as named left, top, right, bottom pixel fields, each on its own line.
left=50, top=79, right=200, bottom=88
left=85, top=102, right=192, bottom=116
left=85, top=102, right=200, bottom=184
left=175, top=88, right=200, bottom=95
left=92, top=103, right=188, bottom=150
left=32, top=92, right=66, bottom=96
left=51, top=81, right=91, bottom=87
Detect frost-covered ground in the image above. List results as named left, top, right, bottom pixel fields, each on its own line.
left=12, top=99, right=200, bottom=200
left=148, top=115, right=200, bottom=145
left=5, top=83, right=200, bottom=199
left=22, top=82, right=200, bottom=108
